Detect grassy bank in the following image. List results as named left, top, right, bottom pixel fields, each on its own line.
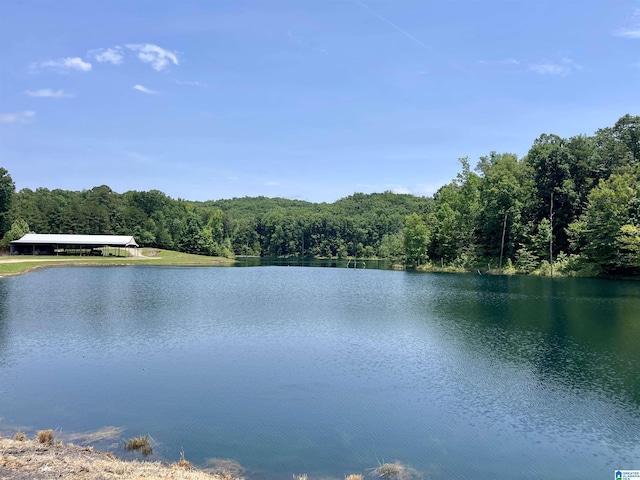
left=0, top=436, right=232, bottom=480
left=1, top=429, right=419, bottom=480
left=0, top=248, right=235, bottom=278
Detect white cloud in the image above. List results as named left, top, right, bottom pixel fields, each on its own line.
left=390, top=186, right=412, bottom=195
left=40, top=57, right=92, bottom=72
left=529, top=57, right=581, bottom=76
left=132, top=84, right=158, bottom=94
left=415, top=182, right=447, bottom=197
left=477, top=58, right=521, bottom=66
left=176, top=80, right=206, bottom=87
left=24, top=88, right=74, bottom=98
left=529, top=64, right=568, bottom=75
left=90, top=47, right=124, bottom=65
left=615, top=8, right=640, bottom=38
left=363, top=183, right=414, bottom=195
left=616, top=29, right=640, bottom=38
left=126, top=44, right=179, bottom=71
left=0, top=111, right=36, bottom=123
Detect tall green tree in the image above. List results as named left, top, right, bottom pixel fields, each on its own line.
left=0, top=167, right=16, bottom=237
left=429, top=158, right=480, bottom=264
left=524, top=135, right=579, bottom=254
left=1, top=219, right=31, bottom=250
left=568, top=173, right=639, bottom=272
left=404, top=213, right=429, bottom=266
left=379, top=231, right=405, bottom=265
left=617, top=224, right=640, bottom=270
left=476, top=152, right=530, bottom=259
left=610, top=114, right=640, bottom=165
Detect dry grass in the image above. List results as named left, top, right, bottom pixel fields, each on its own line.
left=175, top=450, right=193, bottom=470
left=204, top=458, right=245, bottom=479
left=63, top=425, right=127, bottom=444
left=125, top=435, right=153, bottom=457
left=293, top=475, right=308, bottom=480
left=370, top=461, right=420, bottom=480
left=0, top=437, right=239, bottom=480
left=37, top=429, right=54, bottom=444
left=346, top=475, right=364, bottom=480
left=13, top=432, right=25, bottom=441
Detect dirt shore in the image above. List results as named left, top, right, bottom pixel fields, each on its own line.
left=0, top=438, right=234, bottom=480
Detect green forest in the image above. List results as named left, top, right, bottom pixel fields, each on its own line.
left=1, top=114, right=639, bottom=277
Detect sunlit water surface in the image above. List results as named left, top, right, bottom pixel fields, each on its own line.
left=0, top=266, right=639, bottom=480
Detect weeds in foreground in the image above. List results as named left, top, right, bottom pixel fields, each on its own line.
left=125, top=435, right=153, bottom=456
left=174, top=449, right=193, bottom=470
left=293, top=475, right=308, bottom=480
left=374, top=463, right=401, bottom=478
left=13, top=432, right=26, bottom=441
left=346, top=475, right=364, bottom=480
left=369, top=461, right=420, bottom=480
left=63, top=426, right=126, bottom=444
left=37, top=429, right=54, bottom=444
left=205, top=458, right=245, bottom=479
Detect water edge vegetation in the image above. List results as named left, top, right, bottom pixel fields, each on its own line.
left=1, top=114, right=638, bottom=279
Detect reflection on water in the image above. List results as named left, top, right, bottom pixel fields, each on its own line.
left=0, top=266, right=639, bottom=480
left=234, top=256, right=393, bottom=270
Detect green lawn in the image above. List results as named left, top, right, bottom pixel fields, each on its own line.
left=0, top=249, right=235, bottom=277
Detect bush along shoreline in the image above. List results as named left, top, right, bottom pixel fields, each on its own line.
left=1, top=429, right=422, bottom=480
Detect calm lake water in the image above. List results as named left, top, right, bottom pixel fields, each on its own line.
left=0, top=266, right=639, bottom=479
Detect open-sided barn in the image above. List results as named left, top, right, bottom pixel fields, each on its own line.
left=9, top=234, right=139, bottom=256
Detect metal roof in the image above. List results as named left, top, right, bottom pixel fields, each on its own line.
left=10, top=234, right=139, bottom=247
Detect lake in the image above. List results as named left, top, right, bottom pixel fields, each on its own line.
left=0, top=266, right=639, bottom=479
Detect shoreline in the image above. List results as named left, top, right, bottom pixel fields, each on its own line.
left=0, top=261, right=233, bottom=279
left=0, top=437, right=236, bottom=480
left=0, top=249, right=236, bottom=278
left=1, top=253, right=637, bottom=281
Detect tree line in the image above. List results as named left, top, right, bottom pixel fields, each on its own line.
left=1, top=114, right=638, bottom=277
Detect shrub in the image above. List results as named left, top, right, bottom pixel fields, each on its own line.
left=345, top=475, right=364, bottom=480
left=370, top=461, right=420, bottom=480
left=515, top=247, right=539, bottom=274
left=125, top=435, right=153, bottom=457
left=374, top=463, right=401, bottom=478
left=502, top=257, right=515, bottom=274
left=37, top=429, right=54, bottom=444
left=555, top=253, right=598, bottom=277
left=175, top=450, right=193, bottom=470
left=533, top=260, right=551, bottom=276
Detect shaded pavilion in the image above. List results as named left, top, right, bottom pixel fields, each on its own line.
left=9, top=234, right=139, bottom=256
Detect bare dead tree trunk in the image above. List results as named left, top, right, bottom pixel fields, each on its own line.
left=499, top=211, right=508, bottom=274
left=550, top=192, right=554, bottom=278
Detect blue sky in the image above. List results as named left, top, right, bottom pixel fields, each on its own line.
left=1, top=0, right=638, bottom=203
